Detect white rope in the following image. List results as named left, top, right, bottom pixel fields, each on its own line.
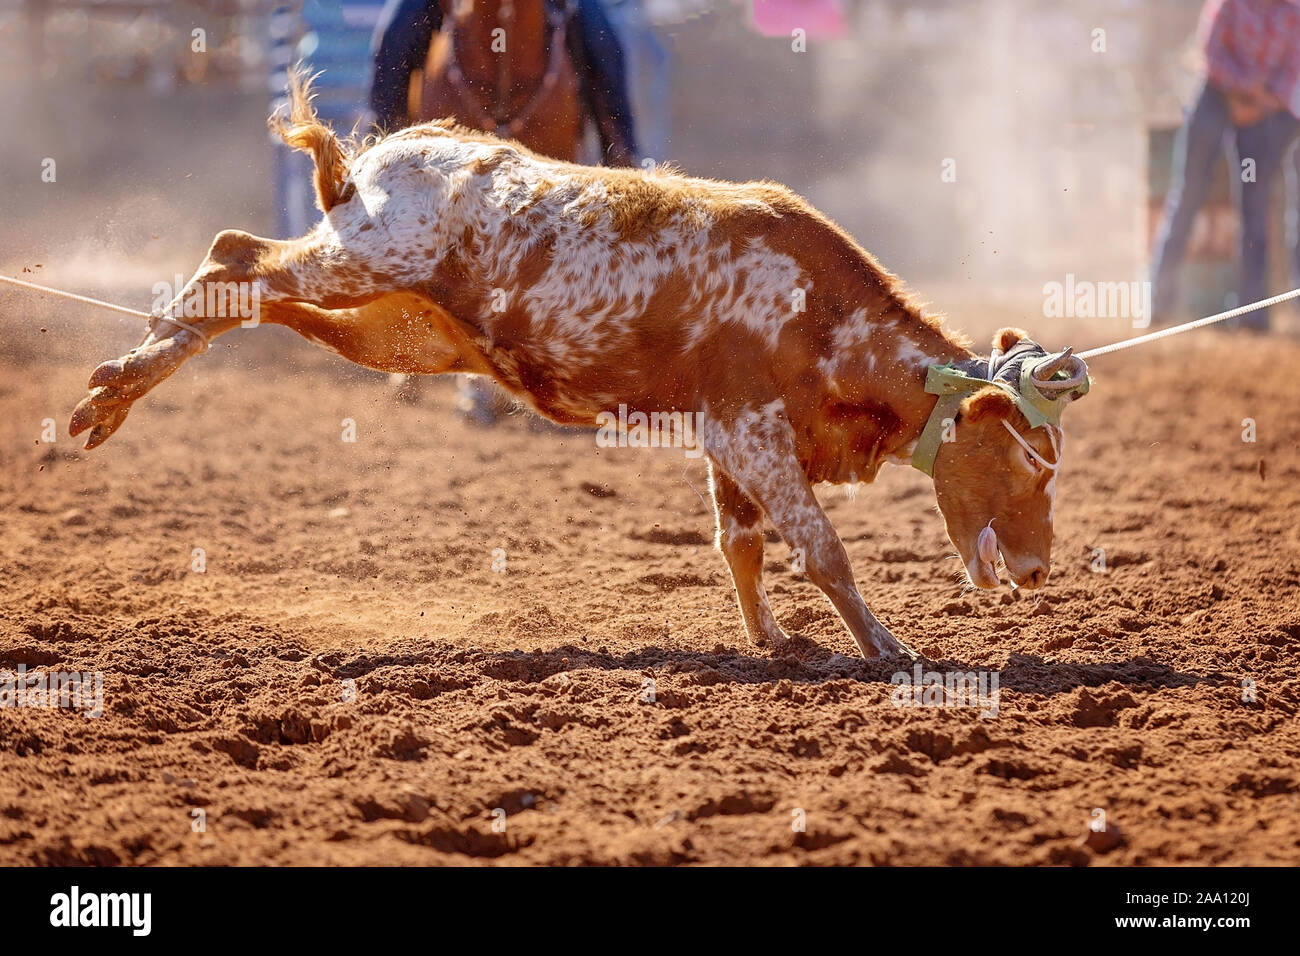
left=0, top=273, right=210, bottom=348
left=0, top=273, right=151, bottom=319
left=1078, top=287, right=1300, bottom=359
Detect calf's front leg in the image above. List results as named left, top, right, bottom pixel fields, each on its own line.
left=704, top=403, right=916, bottom=660
left=709, top=461, right=789, bottom=648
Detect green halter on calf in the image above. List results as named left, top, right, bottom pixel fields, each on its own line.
left=911, top=339, right=1091, bottom=477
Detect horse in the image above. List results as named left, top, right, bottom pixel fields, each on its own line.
left=411, top=0, right=585, bottom=162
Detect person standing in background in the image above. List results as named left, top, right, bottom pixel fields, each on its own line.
left=1150, top=0, right=1300, bottom=331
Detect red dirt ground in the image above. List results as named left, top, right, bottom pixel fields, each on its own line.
left=1, top=318, right=1298, bottom=865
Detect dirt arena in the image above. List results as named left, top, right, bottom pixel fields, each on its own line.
left=1, top=309, right=1298, bottom=866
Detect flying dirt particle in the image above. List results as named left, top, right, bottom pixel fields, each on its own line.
left=40, top=328, right=46, bottom=333
left=1082, top=823, right=1125, bottom=854
left=1258, top=459, right=1266, bottom=481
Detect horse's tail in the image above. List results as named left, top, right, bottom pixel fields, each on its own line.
left=269, top=67, right=353, bottom=213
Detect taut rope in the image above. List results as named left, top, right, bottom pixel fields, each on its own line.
left=0, top=273, right=210, bottom=347
left=0, top=273, right=150, bottom=319
left=1077, top=287, right=1300, bottom=359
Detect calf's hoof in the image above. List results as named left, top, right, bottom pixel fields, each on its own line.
left=69, top=335, right=197, bottom=449
left=69, top=396, right=132, bottom=449
left=863, top=629, right=918, bottom=661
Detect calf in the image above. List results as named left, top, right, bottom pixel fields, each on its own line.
left=71, top=73, right=1088, bottom=659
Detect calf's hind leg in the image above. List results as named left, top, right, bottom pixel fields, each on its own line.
left=70, top=229, right=396, bottom=448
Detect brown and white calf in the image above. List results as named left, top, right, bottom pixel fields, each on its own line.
left=71, top=75, right=1080, bottom=659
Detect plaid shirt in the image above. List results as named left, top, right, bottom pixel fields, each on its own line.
left=1201, top=0, right=1300, bottom=115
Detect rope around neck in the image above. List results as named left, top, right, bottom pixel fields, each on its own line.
left=0, top=273, right=210, bottom=349
left=1077, top=287, right=1300, bottom=359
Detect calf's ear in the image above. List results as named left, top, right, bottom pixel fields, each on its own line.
left=960, top=386, right=1017, bottom=423
left=992, top=327, right=1029, bottom=352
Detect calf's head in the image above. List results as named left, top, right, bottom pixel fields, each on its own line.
left=931, top=328, right=1087, bottom=591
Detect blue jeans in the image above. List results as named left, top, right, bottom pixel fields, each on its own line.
left=1288, top=140, right=1300, bottom=288
left=599, top=0, right=671, bottom=161
left=369, top=0, right=638, bottom=162
left=1152, top=82, right=1300, bottom=330
left=1231, top=107, right=1300, bottom=328
left=369, top=0, right=439, bottom=131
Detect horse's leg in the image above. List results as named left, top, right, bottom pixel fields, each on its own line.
left=70, top=229, right=402, bottom=448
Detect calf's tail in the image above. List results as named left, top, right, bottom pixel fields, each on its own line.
left=269, top=67, right=354, bottom=213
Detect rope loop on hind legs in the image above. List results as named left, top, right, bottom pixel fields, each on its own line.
left=147, top=309, right=211, bottom=350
